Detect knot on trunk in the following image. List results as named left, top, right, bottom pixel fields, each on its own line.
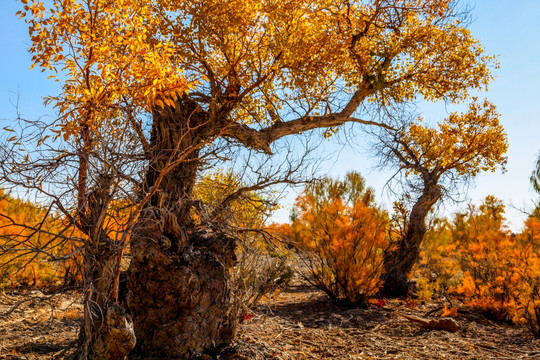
left=88, top=304, right=135, bottom=360
left=105, top=304, right=136, bottom=353
left=190, top=227, right=237, bottom=268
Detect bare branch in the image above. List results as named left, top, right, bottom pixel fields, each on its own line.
left=223, top=87, right=396, bottom=153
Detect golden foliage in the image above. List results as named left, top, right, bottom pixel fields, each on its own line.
left=19, top=0, right=497, bottom=135
left=19, top=0, right=189, bottom=141
left=0, top=190, right=141, bottom=289
left=400, top=99, right=508, bottom=177
left=193, top=169, right=277, bottom=229
left=0, top=190, right=82, bottom=288
left=450, top=196, right=516, bottom=321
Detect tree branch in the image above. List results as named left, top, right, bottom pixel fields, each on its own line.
left=223, top=87, right=395, bottom=153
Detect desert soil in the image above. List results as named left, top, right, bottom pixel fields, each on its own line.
left=1, top=286, right=539, bottom=359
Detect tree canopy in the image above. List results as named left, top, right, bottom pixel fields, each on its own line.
left=20, top=0, right=497, bottom=151
left=378, top=99, right=508, bottom=188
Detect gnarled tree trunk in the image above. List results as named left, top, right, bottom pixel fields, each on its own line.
left=75, top=175, right=136, bottom=360
left=381, top=178, right=442, bottom=297
left=126, top=99, right=238, bottom=358
left=79, top=239, right=136, bottom=360
left=127, top=225, right=236, bottom=358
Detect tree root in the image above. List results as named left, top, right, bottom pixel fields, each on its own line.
left=396, top=311, right=460, bottom=332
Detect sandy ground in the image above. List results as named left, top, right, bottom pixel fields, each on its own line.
left=0, top=289, right=81, bottom=359
left=238, top=286, right=540, bottom=359
left=1, top=286, right=539, bottom=359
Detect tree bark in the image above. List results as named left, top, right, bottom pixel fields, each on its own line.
left=76, top=175, right=136, bottom=360
left=126, top=99, right=238, bottom=358
left=125, top=87, right=384, bottom=356
left=381, top=178, right=441, bottom=297
left=78, top=239, right=136, bottom=360
left=127, top=225, right=236, bottom=359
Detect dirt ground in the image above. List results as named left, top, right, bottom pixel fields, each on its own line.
left=1, top=286, right=539, bottom=359
left=238, top=286, right=540, bottom=359
left=0, top=289, right=81, bottom=359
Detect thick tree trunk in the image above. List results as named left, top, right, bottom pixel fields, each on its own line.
left=126, top=99, right=238, bottom=358
left=127, top=224, right=237, bottom=359
left=381, top=179, right=441, bottom=297
left=78, top=239, right=136, bottom=360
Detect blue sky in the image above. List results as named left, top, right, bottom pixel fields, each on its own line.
left=1, top=1, right=539, bottom=230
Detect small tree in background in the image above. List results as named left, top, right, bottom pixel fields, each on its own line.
left=290, top=172, right=389, bottom=306
left=531, top=152, right=540, bottom=219
left=531, top=153, right=540, bottom=196
left=371, top=100, right=508, bottom=297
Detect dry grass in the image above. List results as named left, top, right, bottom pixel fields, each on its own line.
left=1, top=285, right=539, bottom=359
left=0, top=289, right=81, bottom=360
left=238, top=285, right=540, bottom=359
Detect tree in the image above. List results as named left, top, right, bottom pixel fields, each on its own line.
left=373, top=100, right=508, bottom=296
left=11, top=1, right=191, bottom=358
left=531, top=152, right=540, bottom=219
left=0, top=114, right=147, bottom=358
left=532, top=153, right=540, bottom=195
left=290, top=172, right=389, bottom=306
left=16, top=0, right=498, bottom=357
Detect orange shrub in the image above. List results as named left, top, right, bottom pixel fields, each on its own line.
left=0, top=190, right=83, bottom=288
left=513, top=216, right=540, bottom=336
left=414, top=218, right=458, bottom=300
left=417, top=196, right=540, bottom=335
left=290, top=172, right=389, bottom=306
left=448, top=197, right=516, bottom=321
